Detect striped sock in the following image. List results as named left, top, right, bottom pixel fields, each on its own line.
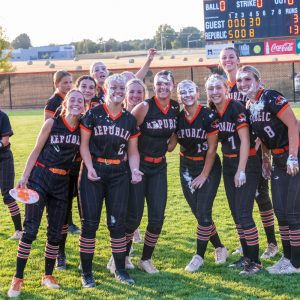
left=236, top=224, right=247, bottom=257
left=79, top=236, right=96, bottom=274
left=244, top=226, right=259, bottom=263
left=7, top=201, right=22, bottom=231
left=45, top=242, right=59, bottom=275
left=16, top=239, right=32, bottom=279
left=260, top=209, right=276, bottom=245
left=111, top=236, right=127, bottom=270
left=196, top=223, right=212, bottom=258
left=125, top=231, right=134, bottom=256
left=289, top=224, right=300, bottom=268
left=279, top=224, right=291, bottom=259
left=209, top=222, right=223, bottom=248
left=142, top=229, right=161, bottom=260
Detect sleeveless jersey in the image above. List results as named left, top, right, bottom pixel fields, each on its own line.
left=139, top=97, right=179, bottom=158
left=228, top=81, right=247, bottom=106
left=44, top=92, right=64, bottom=115
left=37, top=116, right=80, bottom=169
left=247, top=89, right=298, bottom=149
left=80, top=103, right=139, bottom=160
left=176, top=105, right=219, bottom=157
left=217, top=99, right=254, bottom=155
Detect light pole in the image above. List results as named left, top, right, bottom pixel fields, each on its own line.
left=160, top=33, right=164, bottom=51
left=187, top=34, right=193, bottom=48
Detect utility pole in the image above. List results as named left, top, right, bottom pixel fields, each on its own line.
left=161, top=33, right=164, bottom=52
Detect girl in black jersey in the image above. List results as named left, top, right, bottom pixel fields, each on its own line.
left=0, top=111, right=22, bottom=240
left=8, top=90, right=85, bottom=298
left=126, top=70, right=180, bottom=274
left=79, top=74, right=142, bottom=286
left=207, top=74, right=262, bottom=276
left=236, top=65, right=300, bottom=274
left=219, top=47, right=278, bottom=259
left=56, top=76, right=97, bottom=270
left=168, top=80, right=228, bottom=272
left=44, top=70, right=73, bottom=120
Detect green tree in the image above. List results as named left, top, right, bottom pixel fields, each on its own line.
left=177, top=27, right=201, bottom=48
left=0, top=27, right=13, bottom=72
left=11, top=33, right=32, bottom=49
left=154, top=24, right=177, bottom=50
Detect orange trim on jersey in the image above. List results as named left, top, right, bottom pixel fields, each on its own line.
left=154, top=96, right=170, bottom=115
left=255, top=88, right=264, bottom=102
left=179, top=152, right=205, bottom=161
left=276, top=103, right=289, bottom=117
left=56, top=92, right=65, bottom=100
left=130, top=132, right=141, bottom=139
left=184, top=105, right=202, bottom=125
left=227, top=80, right=236, bottom=88
left=80, top=124, right=92, bottom=132
left=217, top=99, right=231, bottom=117
left=207, top=129, right=219, bottom=136
left=236, top=123, right=249, bottom=130
left=103, top=103, right=123, bottom=121
left=44, top=109, right=55, bottom=115
left=61, top=116, right=79, bottom=133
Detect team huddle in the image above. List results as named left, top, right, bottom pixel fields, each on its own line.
left=0, top=47, right=299, bottom=298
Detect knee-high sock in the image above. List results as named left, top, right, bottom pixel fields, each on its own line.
left=141, top=226, right=161, bottom=261
left=15, top=238, right=32, bottom=279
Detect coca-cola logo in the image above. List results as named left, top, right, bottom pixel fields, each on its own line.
left=270, top=43, right=293, bottom=53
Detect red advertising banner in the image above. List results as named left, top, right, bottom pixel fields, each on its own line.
left=264, top=40, right=296, bottom=55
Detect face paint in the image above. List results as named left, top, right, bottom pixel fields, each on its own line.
left=236, top=71, right=260, bottom=99
left=178, top=82, right=197, bottom=106
left=154, top=74, right=174, bottom=95
left=107, top=76, right=126, bottom=104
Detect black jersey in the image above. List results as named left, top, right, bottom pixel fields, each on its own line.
left=80, top=103, right=139, bottom=160
left=90, top=86, right=105, bottom=108
left=139, top=96, right=179, bottom=158
left=217, top=99, right=254, bottom=155
left=228, top=81, right=247, bottom=106
left=0, top=111, right=13, bottom=152
left=247, top=89, right=298, bottom=149
left=37, top=116, right=80, bottom=169
left=176, top=105, right=219, bottom=157
left=44, top=92, right=64, bottom=116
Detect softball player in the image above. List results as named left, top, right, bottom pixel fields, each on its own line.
left=8, top=90, right=85, bottom=298
left=170, top=80, right=228, bottom=272
left=219, top=47, right=278, bottom=259
left=207, top=74, right=261, bottom=275
left=56, top=76, right=97, bottom=270
left=236, top=65, right=300, bottom=274
left=0, top=110, right=22, bottom=240
left=79, top=74, right=142, bottom=287
left=125, top=70, right=180, bottom=274
left=44, top=70, right=72, bottom=120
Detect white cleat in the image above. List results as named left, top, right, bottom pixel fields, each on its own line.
left=185, top=254, right=204, bottom=272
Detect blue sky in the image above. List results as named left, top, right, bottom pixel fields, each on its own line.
left=1, top=0, right=204, bottom=46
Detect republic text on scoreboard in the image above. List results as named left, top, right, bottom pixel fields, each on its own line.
left=204, top=0, right=300, bottom=41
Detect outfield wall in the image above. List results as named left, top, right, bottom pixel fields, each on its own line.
left=1, top=61, right=300, bottom=109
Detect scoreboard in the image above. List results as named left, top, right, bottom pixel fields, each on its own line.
left=204, top=0, right=300, bottom=41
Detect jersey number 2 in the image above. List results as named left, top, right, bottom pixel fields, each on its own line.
left=118, top=144, right=125, bottom=155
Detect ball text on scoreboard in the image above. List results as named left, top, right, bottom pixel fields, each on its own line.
left=204, top=0, right=299, bottom=41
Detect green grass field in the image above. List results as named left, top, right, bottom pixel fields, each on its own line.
left=0, top=108, right=300, bottom=300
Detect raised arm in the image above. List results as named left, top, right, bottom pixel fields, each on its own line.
left=135, top=48, right=157, bottom=81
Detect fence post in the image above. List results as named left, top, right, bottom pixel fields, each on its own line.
left=190, top=67, right=194, bottom=81
left=8, top=75, right=12, bottom=109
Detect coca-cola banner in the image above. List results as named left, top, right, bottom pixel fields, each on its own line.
left=234, top=42, right=264, bottom=57
left=264, top=40, right=296, bottom=55
left=296, top=40, right=300, bottom=54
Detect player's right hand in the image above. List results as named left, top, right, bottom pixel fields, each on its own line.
left=87, top=167, right=101, bottom=181
left=17, top=177, right=28, bottom=188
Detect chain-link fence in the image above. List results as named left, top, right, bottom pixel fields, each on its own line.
left=1, top=61, right=300, bottom=109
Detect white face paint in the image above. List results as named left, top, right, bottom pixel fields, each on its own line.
left=236, top=71, right=260, bottom=99
left=154, top=74, right=174, bottom=99
left=178, top=82, right=197, bottom=106
left=107, top=77, right=126, bottom=104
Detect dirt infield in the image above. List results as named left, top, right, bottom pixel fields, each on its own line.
left=10, top=51, right=300, bottom=73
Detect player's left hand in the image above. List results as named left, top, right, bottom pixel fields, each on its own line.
left=147, top=48, right=157, bottom=61
left=287, top=155, right=299, bottom=176
left=191, top=174, right=207, bottom=189
left=17, top=177, right=28, bottom=188
left=234, top=170, right=246, bottom=188
left=131, top=168, right=144, bottom=184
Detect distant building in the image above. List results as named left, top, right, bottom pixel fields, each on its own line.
left=8, top=44, right=75, bottom=61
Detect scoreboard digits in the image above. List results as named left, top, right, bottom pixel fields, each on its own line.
left=204, top=0, right=300, bottom=41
